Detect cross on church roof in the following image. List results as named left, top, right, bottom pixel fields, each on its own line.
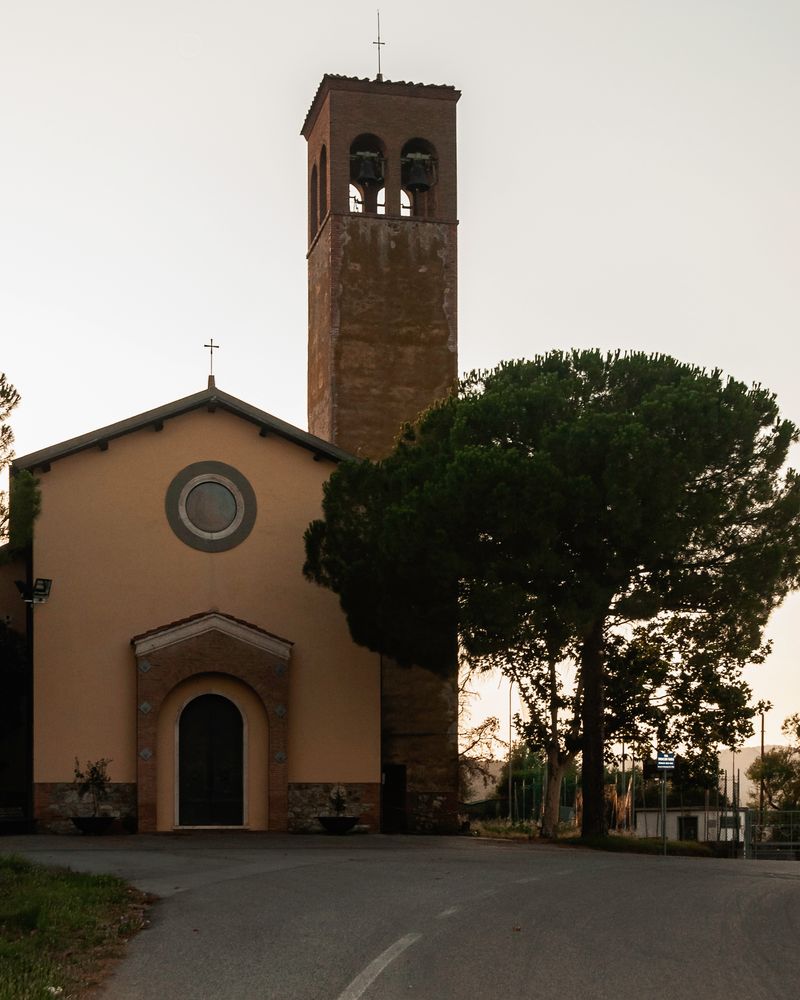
left=204, top=339, right=220, bottom=388
left=373, top=10, right=385, bottom=82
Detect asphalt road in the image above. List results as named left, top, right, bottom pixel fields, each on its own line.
left=6, top=833, right=799, bottom=999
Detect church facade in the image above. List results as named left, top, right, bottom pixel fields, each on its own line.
left=0, top=74, right=460, bottom=835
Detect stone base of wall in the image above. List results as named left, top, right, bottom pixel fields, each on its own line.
left=288, top=782, right=380, bottom=833
left=34, top=782, right=138, bottom=834
left=407, top=790, right=459, bottom=834
left=31, top=782, right=455, bottom=834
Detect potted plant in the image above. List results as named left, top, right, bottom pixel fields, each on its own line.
left=318, top=784, right=359, bottom=835
left=71, top=757, right=115, bottom=835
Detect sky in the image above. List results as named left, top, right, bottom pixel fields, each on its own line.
left=2, top=2, right=799, bottom=745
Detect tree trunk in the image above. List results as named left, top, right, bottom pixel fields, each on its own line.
left=541, top=751, right=568, bottom=839
left=580, top=618, right=606, bottom=838
left=541, top=649, right=569, bottom=839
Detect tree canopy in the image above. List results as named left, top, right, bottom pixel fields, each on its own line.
left=480, top=612, right=759, bottom=836
left=746, top=714, right=800, bottom=812
left=0, top=373, right=38, bottom=557
left=304, top=350, right=800, bottom=835
left=0, top=372, right=21, bottom=542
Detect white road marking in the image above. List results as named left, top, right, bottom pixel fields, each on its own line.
left=336, top=933, right=422, bottom=1000
left=515, top=876, right=540, bottom=884
left=436, top=906, right=459, bottom=919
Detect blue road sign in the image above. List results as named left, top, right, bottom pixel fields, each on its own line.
left=657, top=752, right=675, bottom=769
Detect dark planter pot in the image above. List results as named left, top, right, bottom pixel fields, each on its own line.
left=71, top=816, right=115, bottom=836
left=318, top=815, right=359, bottom=835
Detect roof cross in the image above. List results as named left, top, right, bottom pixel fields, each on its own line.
left=373, top=10, right=385, bottom=82
left=204, top=339, right=220, bottom=377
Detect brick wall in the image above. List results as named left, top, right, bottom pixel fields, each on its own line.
left=134, top=622, right=289, bottom=832
left=304, top=75, right=461, bottom=834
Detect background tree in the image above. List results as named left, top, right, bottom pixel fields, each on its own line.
left=476, top=620, right=582, bottom=837
left=478, top=612, right=756, bottom=837
left=746, top=715, right=800, bottom=812
left=492, top=744, right=550, bottom=820
left=0, top=373, right=21, bottom=541
left=305, top=351, right=800, bottom=837
left=458, top=669, right=503, bottom=802
left=6, top=469, right=40, bottom=554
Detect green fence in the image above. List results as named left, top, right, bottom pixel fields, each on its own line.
left=749, top=810, right=800, bottom=860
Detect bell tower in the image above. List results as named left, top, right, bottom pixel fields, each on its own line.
left=302, top=75, right=461, bottom=833
left=302, top=74, right=460, bottom=458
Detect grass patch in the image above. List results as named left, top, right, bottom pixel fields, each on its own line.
left=471, top=823, right=713, bottom=857
left=0, top=854, right=151, bottom=1000
left=471, top=819, right=540, bottom=841
left=568, top=835, right=713, bottom=857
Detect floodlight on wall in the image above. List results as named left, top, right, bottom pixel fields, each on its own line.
left=15, top=579, right=53, bottom=604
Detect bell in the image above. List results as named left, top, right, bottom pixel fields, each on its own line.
left=406, top=160, right=430, bottom=192
left=355, top=156, right=381, bottom=188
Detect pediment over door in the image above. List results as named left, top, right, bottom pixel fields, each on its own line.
left=132, top=611, right=292, bottom=661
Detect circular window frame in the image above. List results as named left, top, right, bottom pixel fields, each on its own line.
left=166, top=461, right=257, bottom=552
left=179, top=475, right=243, bottom=539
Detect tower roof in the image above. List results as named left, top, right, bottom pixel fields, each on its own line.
left=301, top=74, right=460, bottom=138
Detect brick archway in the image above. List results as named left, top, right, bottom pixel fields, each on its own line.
left=132, top=612, right=292, bottom=832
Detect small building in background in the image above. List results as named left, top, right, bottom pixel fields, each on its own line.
left=634, top=806, right=748, bottom=844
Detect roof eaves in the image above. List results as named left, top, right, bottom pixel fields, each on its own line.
left=13, top=386, right=354, bottom=472
left=301, top=73, right=460, bottom=137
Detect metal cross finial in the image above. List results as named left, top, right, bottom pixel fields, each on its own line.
left=373, top=10, right=385, bottom=82
left=204, top=339, right=220, bottom=377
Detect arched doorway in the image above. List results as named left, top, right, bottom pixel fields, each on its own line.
left=178, top=694, right=244, bottom=826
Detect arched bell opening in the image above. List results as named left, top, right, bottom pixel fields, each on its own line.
left=401, top=138, right=438, bottom=219
left=309, top=163, right=319, bottom=241
left=319, top=145, right=328, bottom=221
left=349, top=133, right=386, bottom=215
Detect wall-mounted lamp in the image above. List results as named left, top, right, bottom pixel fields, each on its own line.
left=15, top=579, right=53, bottom=605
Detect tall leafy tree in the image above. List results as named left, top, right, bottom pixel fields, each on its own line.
left=0, top=373, right=38, bottom=556
left=477, top=612, right=758, bottom=837
left=458, top=669, right=503, bottom=802
left=305, top=351, right=800, bottom=836
left=746, top=714, right=800, bottom=812
left=0, top=373, right=21, bottom=541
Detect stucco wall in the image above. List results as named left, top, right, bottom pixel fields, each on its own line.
left=29, top=406, right=380, bottom=797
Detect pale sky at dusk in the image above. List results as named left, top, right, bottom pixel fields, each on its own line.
left=2, top=2, right=799, bottom=744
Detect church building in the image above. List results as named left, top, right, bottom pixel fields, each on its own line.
left=0, top=74, right=460, bottom=835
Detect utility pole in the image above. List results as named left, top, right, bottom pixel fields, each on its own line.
left=759, top=708, right=766, bottom=832
left=508, top=680, right=513, bottom=822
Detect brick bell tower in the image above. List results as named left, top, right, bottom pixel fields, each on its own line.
left=302, top=74, right=461, bottom=833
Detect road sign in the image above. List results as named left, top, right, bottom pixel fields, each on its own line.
left=657, top=752, right=675, bottom=769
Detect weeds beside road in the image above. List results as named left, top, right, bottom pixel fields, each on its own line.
left=0, top=854, right=151, bottom=1000
left=471, top=819, right=714, bottom=856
